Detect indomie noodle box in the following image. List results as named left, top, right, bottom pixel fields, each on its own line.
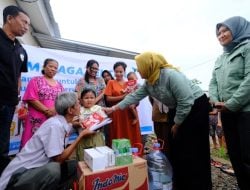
left=77, top=157, right=149, bottom=190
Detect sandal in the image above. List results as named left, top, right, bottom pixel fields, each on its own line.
left=220, top=165, right=235, bottom=176
left=211, top=159, right=222, bottom=168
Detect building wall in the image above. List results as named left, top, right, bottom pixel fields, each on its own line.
left=0, top=0, right=38, bottom=46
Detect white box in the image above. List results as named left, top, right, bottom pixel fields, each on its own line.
left=95, top=146, right=115, bottom=167
left=84, top=148, right=105, bottom=171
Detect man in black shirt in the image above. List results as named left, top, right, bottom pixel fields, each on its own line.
left=0, top=5, right=30, bottom=175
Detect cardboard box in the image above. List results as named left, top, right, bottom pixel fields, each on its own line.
left=78, top=157, right=149, bottom=190
left=84, top=148, right=106, bottom=171
left=95, top=146, right=115, bottom=167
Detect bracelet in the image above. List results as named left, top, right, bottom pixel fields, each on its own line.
left=112, top=106, right=116, bottom=112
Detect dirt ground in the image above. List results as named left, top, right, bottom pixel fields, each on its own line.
left=209, top=137, right=238, bottom=189
left=211, top=163, right=238, bottom=190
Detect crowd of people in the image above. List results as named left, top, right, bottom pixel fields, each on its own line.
left=1, top=4, right=250, bottom=190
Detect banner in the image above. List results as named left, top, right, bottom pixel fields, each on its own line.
left=9, top=45, right=153, bottom=155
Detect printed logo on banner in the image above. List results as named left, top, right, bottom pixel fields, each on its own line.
left=26, top=61, right=85, bottom=76
left=85, top=167, right=128, bottom=190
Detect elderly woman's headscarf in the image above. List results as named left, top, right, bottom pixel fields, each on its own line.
left=135, top=52, right=176, bottom=85
left=216, top=16, right=250, bottom=52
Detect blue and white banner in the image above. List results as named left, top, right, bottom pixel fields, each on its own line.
left=9, top=45, right=153, bottom=155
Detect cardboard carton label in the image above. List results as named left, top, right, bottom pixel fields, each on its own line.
left=85, top=167, right=128, bottom=190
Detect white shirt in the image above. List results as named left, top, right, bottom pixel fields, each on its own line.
left=79, top=105, right=103, bottom=120
left=0, top=115, right=72, bottom=190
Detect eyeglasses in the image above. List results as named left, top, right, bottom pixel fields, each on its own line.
left=90, top=67, right=99, bottom=71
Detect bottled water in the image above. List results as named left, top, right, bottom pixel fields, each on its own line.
left=146, top=143, right=173, bottom=190
left=131, top=147, right=139, bottom=158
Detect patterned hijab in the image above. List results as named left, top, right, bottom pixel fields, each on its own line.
left=216, top=16, right=250, bottom=52
left=135, top=52, right=176, bottom=85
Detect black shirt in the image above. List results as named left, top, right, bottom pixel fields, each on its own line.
left=0, top=28, right=28, bottom=105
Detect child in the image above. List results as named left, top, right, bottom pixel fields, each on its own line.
left=209, top=108, right=225, bottom=149
left=126, top=72, right=140, bottom=125
left=76, top=88, right=106, bottom=161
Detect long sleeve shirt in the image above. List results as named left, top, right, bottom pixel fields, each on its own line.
left=209, top=40, right=250, bottom=112
left=118, top=68, right=204, bottom=125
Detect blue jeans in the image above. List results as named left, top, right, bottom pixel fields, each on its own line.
left=0, top=104, right=16, bottom=175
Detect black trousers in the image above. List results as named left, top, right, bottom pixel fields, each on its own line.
left=221, top=111, right=250, bottom=190
left=168, top=94, right=212, bottom=190
left=0, top=105, right=15, bottom=176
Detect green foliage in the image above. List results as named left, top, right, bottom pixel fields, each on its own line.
left=211, top=147, right=229, bottom=160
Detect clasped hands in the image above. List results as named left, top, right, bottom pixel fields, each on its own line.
left=212, top=102, right=229, bottom=112
left=44, top=108, right=56, bottom=118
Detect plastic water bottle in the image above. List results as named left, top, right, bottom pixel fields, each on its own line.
left=131, top=147, right=139, bottom=158
left=146, top=143, right=173, bottom=190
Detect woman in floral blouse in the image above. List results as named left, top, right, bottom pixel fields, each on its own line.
left=21, top=58, right=64, bottom=148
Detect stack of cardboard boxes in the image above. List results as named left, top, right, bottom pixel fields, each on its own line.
left=78, top=157, right=149, bottom=190
left=78, top=139, right=149, bottom=190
